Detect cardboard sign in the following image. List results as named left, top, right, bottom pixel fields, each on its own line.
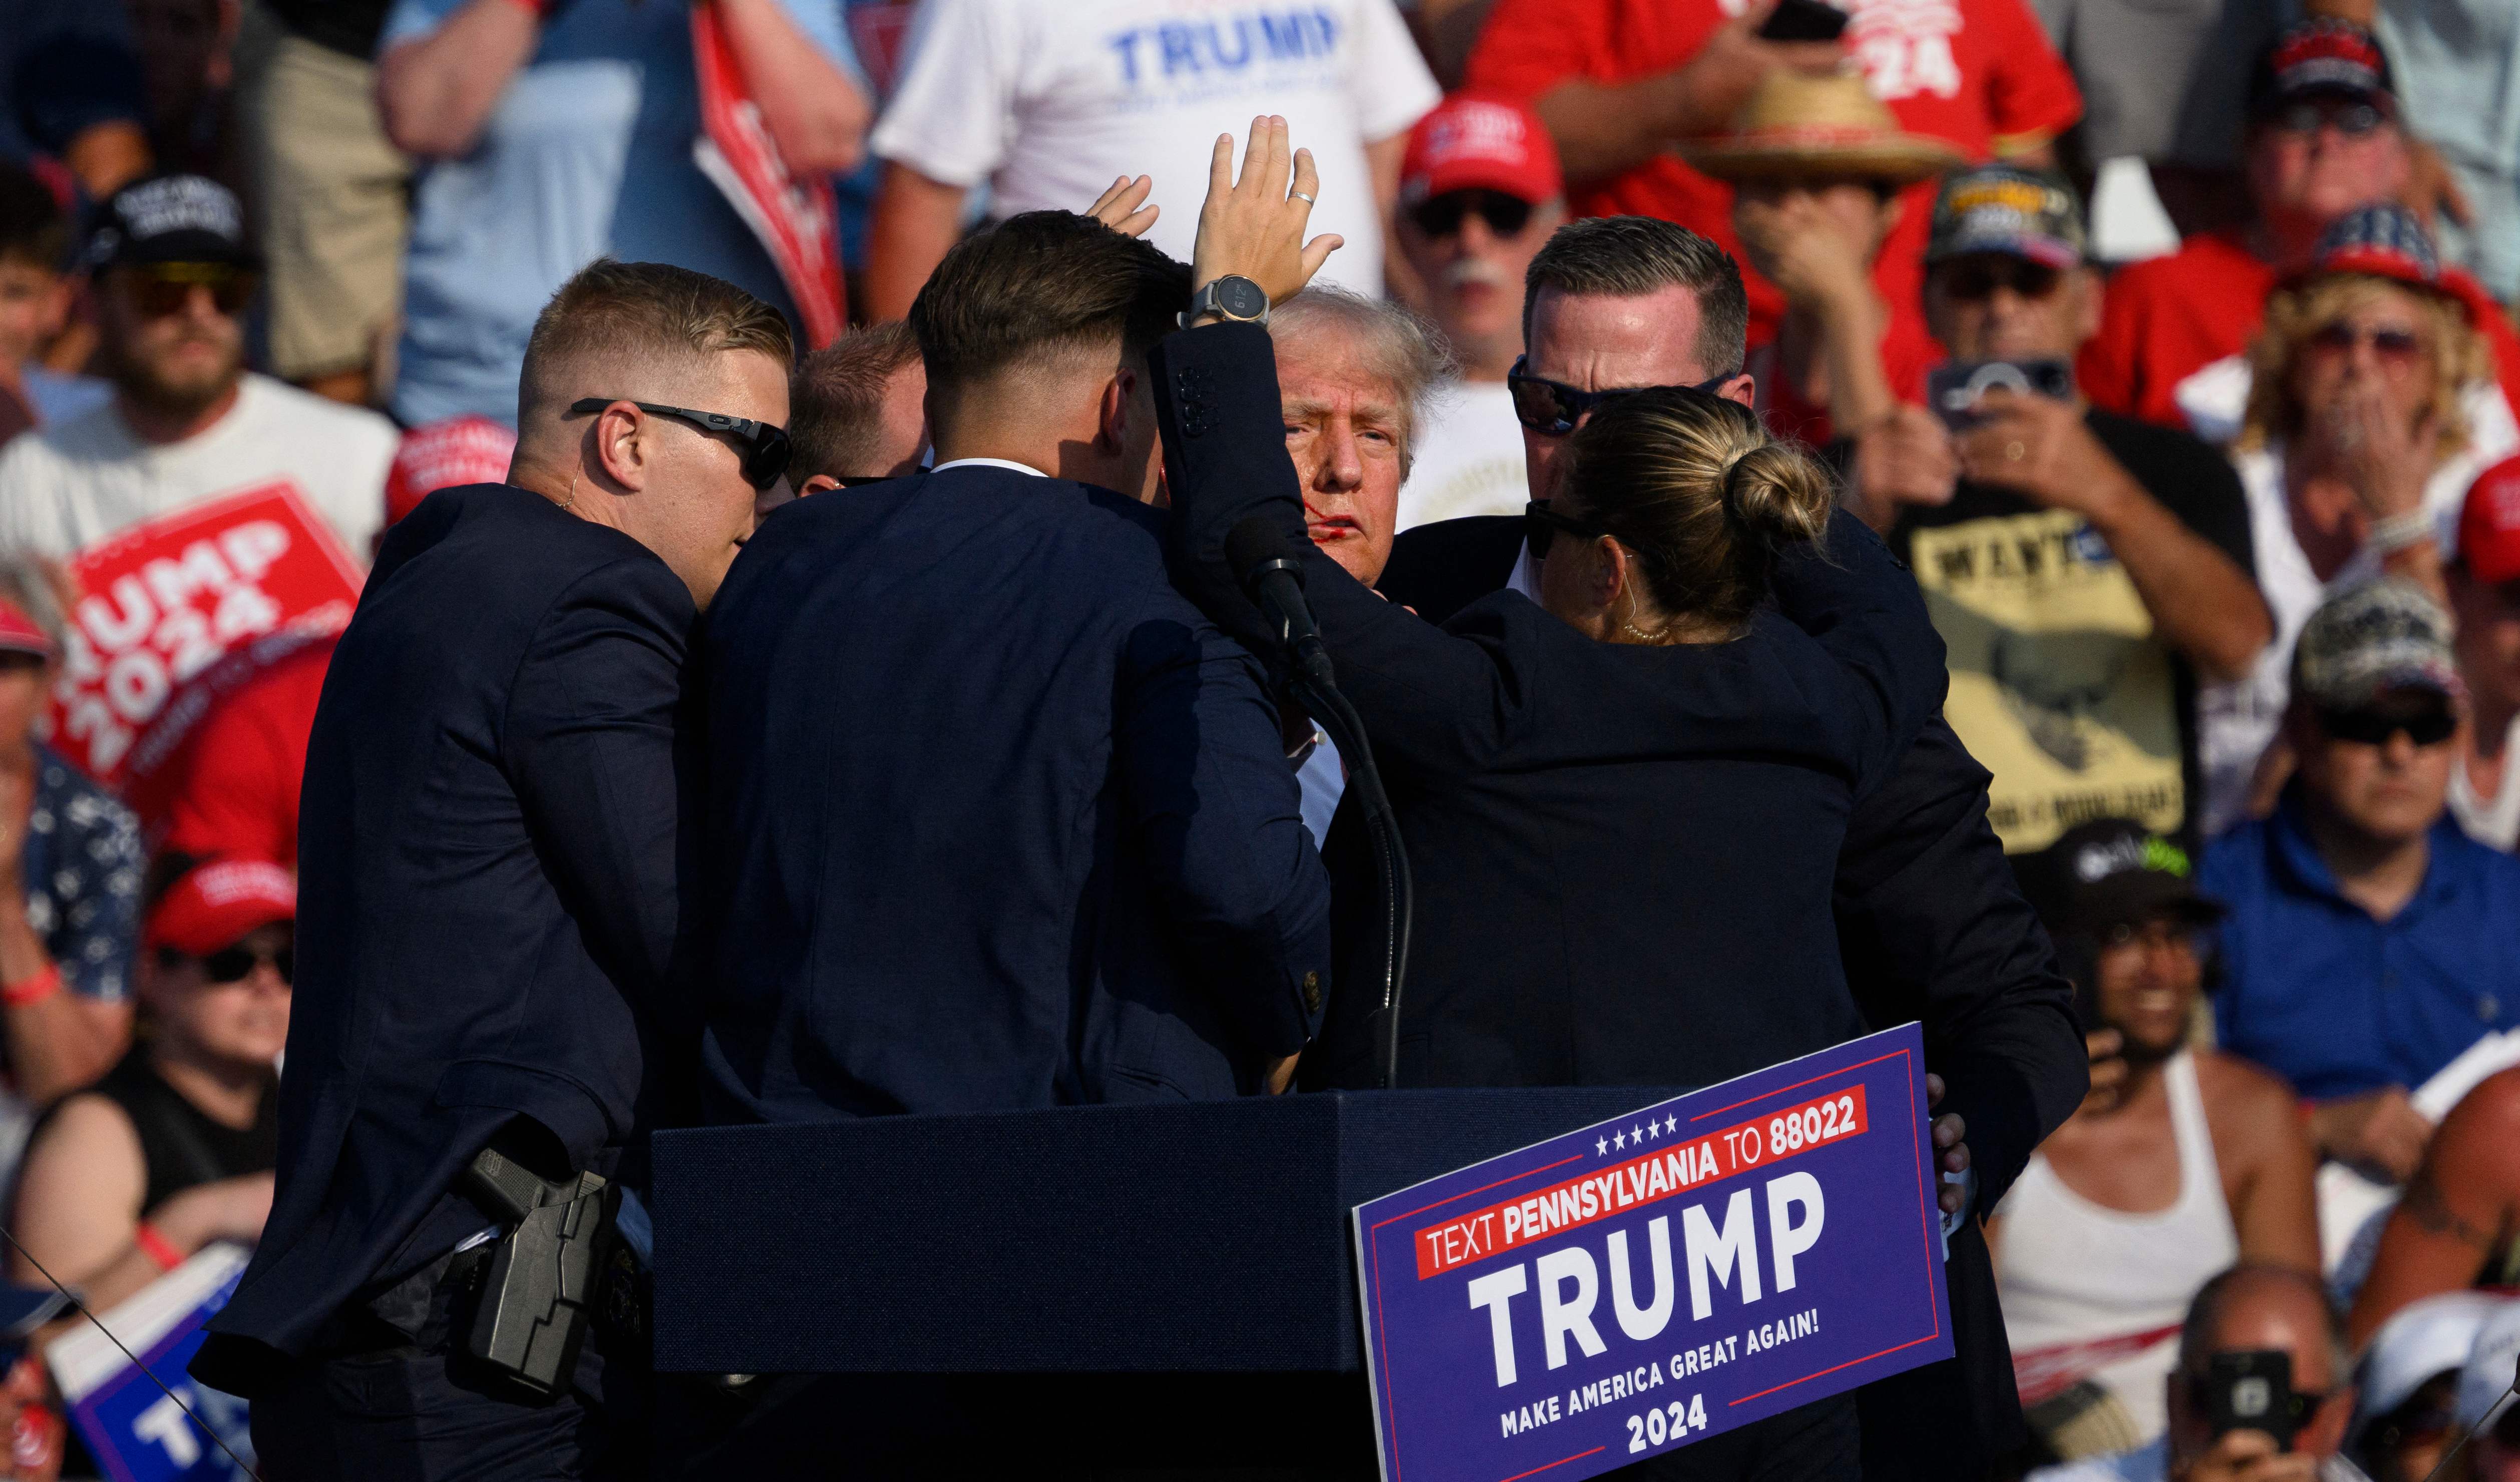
left=1353, top=1024, right=1952, bottom=1482
left=692, top=5, right=848, bottom=349
left=47, top=1243, right=254, bottom=1482
left=47, top=482, right=361, bottom=800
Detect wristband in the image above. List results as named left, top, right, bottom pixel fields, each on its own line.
left=2366, top=508, right=2435, bottom=555
left=1, top=964, right=59, bottom=1009
left=133, top=1222, right=184, bottom=1274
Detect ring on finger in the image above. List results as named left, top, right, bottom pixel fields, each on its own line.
left=2004, top=440, right=2026, bottom=462
left=1291, top=190, right=1316, bottom=205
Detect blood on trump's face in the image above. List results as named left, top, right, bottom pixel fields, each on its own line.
left=1276, top=328, right=1407, bottom=587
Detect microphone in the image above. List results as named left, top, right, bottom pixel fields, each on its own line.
left=1225, top=517, right=1336, bottom=692
left=1222, top=515, right=1411, bottom=1091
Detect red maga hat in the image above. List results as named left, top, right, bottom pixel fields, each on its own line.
left=2461, top=454, right=2520, bottom=586
left=0, top=600, right=55, bottom=662
left=1399, top=94, right=1563, bottom=209
left=146, top=858, right=295, bottom=958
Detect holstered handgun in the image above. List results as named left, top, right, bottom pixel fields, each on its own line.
left=459, top=1145, right=619, bottom=1399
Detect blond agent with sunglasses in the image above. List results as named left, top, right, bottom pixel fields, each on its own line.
left=9, top=859, right=291, bottom=1326
left=0, top=174, right=399, bottom=565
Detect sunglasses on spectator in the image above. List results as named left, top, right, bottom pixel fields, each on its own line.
left=2317, top=704, right=2458, bottom=747
left=2306, top=323, right=2424, bottom=365
left=2271, top=100, right=2388, bottom=138
left=125, top=261, right=255, bottom=318
left=1524, top=498, right=1618, bottom=563
left=567, top=399, right=793, bottom=490
left=162, top=942, right=293, bottom=986
left=1506, top=359, right=1740, bottom=437
left=1936, top=256, right=2063, bottom=303
left=1409, top=188, right=1536, bottom=240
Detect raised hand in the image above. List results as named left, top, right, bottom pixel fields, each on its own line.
left=1189, top=115, right=1343, bottom=309
left=1084, top=174, right=1160, bottom=239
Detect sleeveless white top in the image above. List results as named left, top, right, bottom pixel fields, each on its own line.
left=1995, top=1050, right=2241, bottom=1443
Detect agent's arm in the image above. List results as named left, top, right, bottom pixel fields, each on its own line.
left=502, top=558, right=693, bottom=1028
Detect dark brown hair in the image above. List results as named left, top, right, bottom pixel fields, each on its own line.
left=907, top=211, right=1190, bottom=394
left=0, top=163, right=68, bottom=272
left=788, top=322, right=922, bottom=480
left=1563, top=388, right=1832, bottom=631
left=518, top=258, right=794, bottom=424
left=1524, top=216, right=1748, bottom=380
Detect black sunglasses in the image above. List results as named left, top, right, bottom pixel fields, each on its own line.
left=1524, top=498, right=1617, bottom=563
left=127, top=261, right=257, bottom=318
left=2318, top=705, right=2458, bottom=747
left=163, top=942, right=293, bottom=985
left=1506, top=358, right=1741, bottom=437
left=1937, top=256, right=2064, bottom=303
left=2273, top=100, right=2387, bottom=138
left=567, top=399, right=793, bottom=491
left=1409, top=188, right=1536, bottom=240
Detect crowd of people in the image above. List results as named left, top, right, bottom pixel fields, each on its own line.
left=1, top=0, right=2519, bottom=1478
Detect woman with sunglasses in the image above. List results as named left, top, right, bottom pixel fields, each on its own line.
left=2205, top=204, right=2509, bottom=824
left=1157, top=317, right=1942, bottom=1103
left=7, top=859, right=290, bottom=1320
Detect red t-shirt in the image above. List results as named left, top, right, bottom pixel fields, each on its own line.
left=158, top=637, right=336, bottom=867
left=1465, top=0, right=2084, bottom=345
left=2082, top=229, right=2520, bottom=434
left=1751, top=308, right=1944, bottom=446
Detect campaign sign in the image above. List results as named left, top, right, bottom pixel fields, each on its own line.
left=48, top=1243, right=254, bottom=1482
left=1353, top=1024, right=1950, bottom=1482
left=48, top=481, right=361, bottom=795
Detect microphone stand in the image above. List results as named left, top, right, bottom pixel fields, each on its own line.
left=1248, top=557, right=1413, bottom=1090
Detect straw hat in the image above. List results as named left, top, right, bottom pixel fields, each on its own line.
left=1684, top=71, right=1967, bottom=186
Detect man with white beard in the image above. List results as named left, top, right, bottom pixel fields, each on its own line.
left=1389, top=94, right=1567, bottom=528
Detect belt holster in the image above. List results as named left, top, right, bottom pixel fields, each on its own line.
left=459, top=1145, right=620, bottom=1399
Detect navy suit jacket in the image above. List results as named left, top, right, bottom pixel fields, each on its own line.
left=195, top=484, right=696, bottom=1391
left=1154, top=323, right=1945, bottom=1095
left=696, top=463, right=1332, bottom=1121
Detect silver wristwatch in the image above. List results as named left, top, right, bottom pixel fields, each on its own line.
left=1180, top=274, right=1270, bottom=329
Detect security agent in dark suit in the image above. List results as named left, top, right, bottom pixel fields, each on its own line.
left=1372, top=217, right=2087, bottom=1479
left=694, top=197, right=1332, bottom=1123
left=1155, top=124, right=1952, bottom=1478
left=188, top=260, right=798, bottom=1479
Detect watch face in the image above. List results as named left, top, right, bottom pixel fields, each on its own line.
left=1219, top=276, right=1268, bottom=319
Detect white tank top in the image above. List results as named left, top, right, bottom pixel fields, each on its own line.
left=1995, top=1050, right=2241, bottom=1443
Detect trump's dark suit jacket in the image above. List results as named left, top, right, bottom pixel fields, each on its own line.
left=195, top=484, right=696, bottom=1392
left=694, top=462, right=1331, bottom=1121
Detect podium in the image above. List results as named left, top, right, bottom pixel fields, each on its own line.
left=649, top=1089, right=1677, bottom=1470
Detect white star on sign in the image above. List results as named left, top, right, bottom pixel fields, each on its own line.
left=1596, top=1136, right=1609, bottom=1156
left=1664, top=1115, right=1679, bottom=1135
left=1633, top=1124, right=1645, bottom=1143
left=1612, top=1129, right=1626, bottom=1150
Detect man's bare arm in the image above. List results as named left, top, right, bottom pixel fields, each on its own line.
left=865, top=164, right=972, bottom=322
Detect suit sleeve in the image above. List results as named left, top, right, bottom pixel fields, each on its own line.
left=1768, top=509, right=1951, bottom=799
left=501, top=558, right=694, bottom=1017
left=1834, top=719, right=2086, bottom=1214
left=1119, top=614, right=1334, bottom=1059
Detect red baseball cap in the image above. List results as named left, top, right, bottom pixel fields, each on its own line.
left=2461, top=454, right=2520, bottom=585
left=147, top=858, right=295, bottom=958
left=0, top=600, right=55, bottom=662
left=387, top=415, right=518, bottom=527
left=1399, top=94, right=1563, bottom=210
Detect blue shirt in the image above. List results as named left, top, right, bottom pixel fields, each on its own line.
left=2201, top=793, right=2520, bottom=1101
left=20, top=743, right=141, bottom=1005
left=382, top=0, right=862, bottom=427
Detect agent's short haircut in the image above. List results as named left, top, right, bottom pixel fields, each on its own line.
left=788, top=322, right=922, bottom=480
left=1268, top=286, right=1460, bottom=478
left=0, top=163, right=68, bottom=273
left=908, top=211, right=1191, bottom=396
left=518, top=258, right=794, bottom=427
left=1523, top=216, right=1748, bottom=379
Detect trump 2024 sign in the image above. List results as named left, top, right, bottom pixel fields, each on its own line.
left=1352, top=1024, right=1951, bottom=1481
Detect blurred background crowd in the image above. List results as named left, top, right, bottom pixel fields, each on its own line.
left=5, top=0, right=2520, bottom=1476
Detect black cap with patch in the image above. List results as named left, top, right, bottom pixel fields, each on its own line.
left=2022, top=818, right=2228, bottom=944
left=83, top=174, right=259, bottom=272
